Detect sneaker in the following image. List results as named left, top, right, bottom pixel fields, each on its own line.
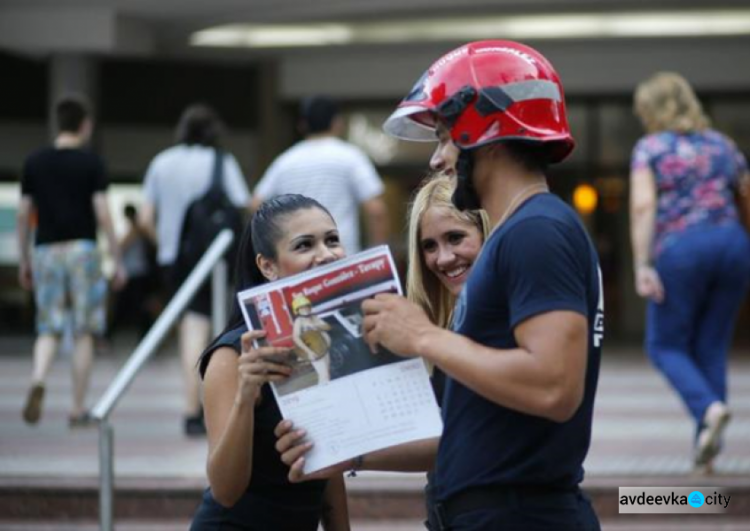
left=22, top=383, right=45, bottom=424
left=694, top=402, right=731, bottom=467
left=692, top=460, right=714, bottom=476
left=184, top=413, right=207, bottom=437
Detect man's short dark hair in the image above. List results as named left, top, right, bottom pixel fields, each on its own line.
left=124, top=203, right=138, bottom=221
left=56, top=97, right=90, bottom=133
left=503, top=141, right=551, bottom=173
left=300, top=96, right=339, bottom=134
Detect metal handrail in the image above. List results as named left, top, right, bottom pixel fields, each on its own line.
left=92, top=228, right=234, bottom=531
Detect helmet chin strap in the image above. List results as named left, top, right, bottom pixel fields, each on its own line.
left=451, top=150, right=482, bottom=211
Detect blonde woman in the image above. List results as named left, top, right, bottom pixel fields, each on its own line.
left=405, top=173, right=488, bottom=529
left=406, top=174, right=490, bottom=330
left=630, top=72, right=750, bottom=474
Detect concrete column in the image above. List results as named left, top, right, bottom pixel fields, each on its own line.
left=617, top=202, right=646, bottom=343
left=256, top=59, right=278, bottom=175
left=256, top=58, right=295, bottom=176
left=48, top=54, right=98, bottom=139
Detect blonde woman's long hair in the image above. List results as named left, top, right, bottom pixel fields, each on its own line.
left=406, top=174, right=490, bottom=329
left=634, top=72, right=711, bottom=134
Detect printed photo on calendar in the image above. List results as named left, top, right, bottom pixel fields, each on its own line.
left=237, top=246, right=443, bottom=474
left=238, top=246, right=403, bottom=396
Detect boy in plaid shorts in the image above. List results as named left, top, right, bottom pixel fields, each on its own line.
left=17, top=96, right=126, bottom=427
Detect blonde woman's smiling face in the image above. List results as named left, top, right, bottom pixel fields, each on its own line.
left=419, top=206, right=483, bottom=295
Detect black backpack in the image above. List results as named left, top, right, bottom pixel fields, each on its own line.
left=174, top=149, right=244, bottom=285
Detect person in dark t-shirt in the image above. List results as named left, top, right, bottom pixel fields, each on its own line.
left=17, top=96, right=125, bottom=428
left=360, top=41, right=604, bottom=530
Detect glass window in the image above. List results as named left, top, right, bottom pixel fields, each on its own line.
left=600, top=102, right=643, bottom=169
left=710, top=100, right=750, bottom=156
left=342, top=110, right=435, bottom=166
left=563, top=102, right=587, bottom=165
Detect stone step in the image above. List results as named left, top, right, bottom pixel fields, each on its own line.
left=0, top=523, right=191, bottom=531
left=2, top=475, right=749, bottom=523
left=2, top=519, right=750, bottom=531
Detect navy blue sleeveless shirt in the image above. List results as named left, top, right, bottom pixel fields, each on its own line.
left=191, top=325, right=328, bottom=531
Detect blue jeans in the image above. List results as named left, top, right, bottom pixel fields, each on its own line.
left=647, top=223, right=750, bottom=430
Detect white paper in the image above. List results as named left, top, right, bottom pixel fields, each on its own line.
left=237, top=246, right=443, bottom=473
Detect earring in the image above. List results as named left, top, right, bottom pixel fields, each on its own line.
left=264, top=265, right=278, bottom=281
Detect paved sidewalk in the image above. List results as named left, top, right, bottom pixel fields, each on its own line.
left=1, top=333, right=749, bottom=529
left=2, top=334, right=749, bottom=479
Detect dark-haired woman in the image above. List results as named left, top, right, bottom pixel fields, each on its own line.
left=190, top=194, right=349, bottom=531
left=141, top=103, right=251, bottom=436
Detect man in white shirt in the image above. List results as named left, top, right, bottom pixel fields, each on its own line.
left=140, top=104, right=251, bottom=436
left=251, top=96, right=389, bottom=254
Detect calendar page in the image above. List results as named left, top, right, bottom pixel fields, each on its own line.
left=237, top=246, right=443, bottom=474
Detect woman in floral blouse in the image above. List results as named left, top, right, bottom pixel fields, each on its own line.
left=630, top=72, right=750, bottom=474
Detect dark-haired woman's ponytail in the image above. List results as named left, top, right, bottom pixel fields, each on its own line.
left=197, top=219, right=267, bottom=377
left=224, top=220, right=267, bottom=332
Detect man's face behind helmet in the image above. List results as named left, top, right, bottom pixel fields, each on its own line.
left=383, top=40, right=575, bottom=164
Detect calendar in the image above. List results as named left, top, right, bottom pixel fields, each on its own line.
left=238, top=246, right=443, bottom=474
left=368, top=367, right=437, bottom=423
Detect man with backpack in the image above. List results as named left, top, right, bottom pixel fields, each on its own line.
left=140, top=103, right=251, bottom=436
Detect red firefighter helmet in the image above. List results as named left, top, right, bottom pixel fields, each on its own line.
left=383, top=40, right=574, bottom=163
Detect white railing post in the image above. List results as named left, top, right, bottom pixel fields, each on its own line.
left=99, top=420, right=114, bottom=531
left=211, top=258, right=228, bottom=337
left=92, top=229, right=234, bottom=531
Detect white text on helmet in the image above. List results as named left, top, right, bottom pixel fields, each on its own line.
left=432, top=46, right=469, bottom=72
left=475, top=46, right=537, bottom=67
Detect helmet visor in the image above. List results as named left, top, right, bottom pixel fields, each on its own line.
left=382, top=106, right=438, bottom=142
